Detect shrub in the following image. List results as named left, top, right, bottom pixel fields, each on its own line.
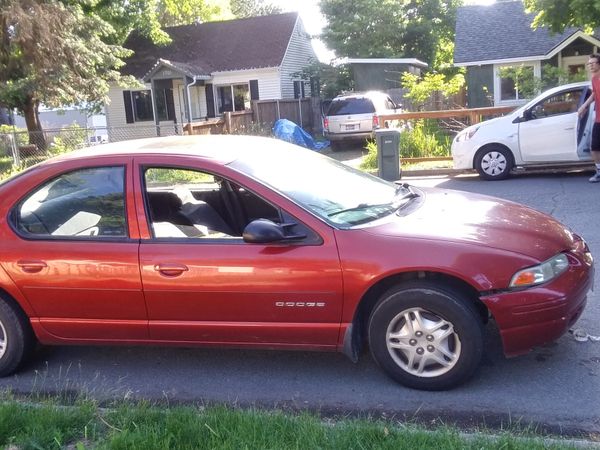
left=360, top=140, right=378, bottom=170
left=399, top=120, right=451, bottom=158
left=49, top=124, right=88, bottom=155
left=360, top=121, right=451, bottom=171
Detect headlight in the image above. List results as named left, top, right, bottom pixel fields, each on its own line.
left=455, top=126, right=479, bottom=142
left=509, top=253, right=569, bottom=288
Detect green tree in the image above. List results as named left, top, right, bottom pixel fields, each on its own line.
left=230, top=0, right=281, bottom=18
left=0, top=1, right=132, bottom=149
left=293, top=60, right=354, bottom=99
left=401, top=71, right=464, bottom=109
left=524, top=0, right=600, bottom=33
left=320, top=0, right=461, bottom=69
left=0, top=0, right=227, bottom=148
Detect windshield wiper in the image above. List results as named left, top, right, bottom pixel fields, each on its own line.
left=328, top=202, right=395, bottom=218
left=393, top=183, right=420, bottom=204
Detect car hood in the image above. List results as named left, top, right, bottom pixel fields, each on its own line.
left=365, top=187, right=573, bottom=261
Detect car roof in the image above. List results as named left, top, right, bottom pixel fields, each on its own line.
left=47, top=135, right=290, bottom=166
left=540, top=81, right=590, bottom=96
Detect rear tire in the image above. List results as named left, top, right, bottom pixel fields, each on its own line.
left=0, top=298, right=35, bottom=377
left=368, top=281, right=484, bottom=391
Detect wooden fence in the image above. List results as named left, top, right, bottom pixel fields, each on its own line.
left=184, top=103, right=516, bottom=137
left=184, top=98, right=320, bottom=136
left=379, top=105, right=516, bottom=125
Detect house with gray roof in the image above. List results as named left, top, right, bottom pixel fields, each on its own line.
left=105, top=12, right=316, bottom=140
left=454, top=1, right=600, bottom=107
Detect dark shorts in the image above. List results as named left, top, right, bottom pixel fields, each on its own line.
left=593, top=122, right=600, bottom=152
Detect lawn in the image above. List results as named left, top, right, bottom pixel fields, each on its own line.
left=0, top=396, right=592, bottom=449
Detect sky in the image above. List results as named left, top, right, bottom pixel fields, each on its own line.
left=270, top=0, right=334, bottom=62
left=270, top=0, right=497, bottom=63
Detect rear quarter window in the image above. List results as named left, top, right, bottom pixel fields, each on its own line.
left=327, top=98, right=376, bottom=116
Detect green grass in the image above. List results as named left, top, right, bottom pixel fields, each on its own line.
left=0, top=395, right=591, bottom=449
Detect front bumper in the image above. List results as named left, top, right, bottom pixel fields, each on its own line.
left=451, top=140, right=476, bottom=170
left=481, top=252, right=594, bottom=357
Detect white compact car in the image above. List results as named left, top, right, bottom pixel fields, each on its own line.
left=452, top=81, right=595, bottom=180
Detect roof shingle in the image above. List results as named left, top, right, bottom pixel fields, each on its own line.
left=122, top=12, right=299, bottom=79
left=454, top=1, right=582, bottom=64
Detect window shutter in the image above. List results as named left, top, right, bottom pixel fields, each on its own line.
left=293, top=81, right=301, bottom=99
left=205, top=84, right=215, bottom=118
left=310, top=76, right=320, bottom=97
left=249, top=80, right=260, bottom=101
left=301, top=81, right=305, bottom=99
left=123, top=91, right=134, bottom=124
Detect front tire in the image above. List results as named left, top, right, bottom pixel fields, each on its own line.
left=368, top=282, right=484, bottom=391
left=0, top=298, right=34, bottom=377
left=475, top=146, right=513, bottom=180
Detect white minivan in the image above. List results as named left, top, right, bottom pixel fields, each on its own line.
left=451, top=81, right=595, bottom=180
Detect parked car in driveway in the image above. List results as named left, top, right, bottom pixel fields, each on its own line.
left=323, top=91, right=400, bottom=150
left=452, top=81, right=595, bottom=180
left=0, top=135, right=593, bottom=390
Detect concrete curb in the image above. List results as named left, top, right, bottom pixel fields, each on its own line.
left=401, top=168, right=469, bottom=177
left=366, top=168, right=471, bottom=178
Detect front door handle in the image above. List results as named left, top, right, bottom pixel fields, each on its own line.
left=565, top=127, right=575, bottom=130
left=17, top=260, right=47, bottom=273
left=154, top=263, right=189, bottom=277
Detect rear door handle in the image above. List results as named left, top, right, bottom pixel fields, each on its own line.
left=17, top=260, right=47, bottom=273
left=154, top=263, right=189, bottom=277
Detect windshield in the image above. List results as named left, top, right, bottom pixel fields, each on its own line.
left=230, top=143, right=416, bottom=226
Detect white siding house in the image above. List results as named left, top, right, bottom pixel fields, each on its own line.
left=105, top=13, right=317, bottom=141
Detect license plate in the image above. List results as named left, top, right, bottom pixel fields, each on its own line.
left=345, top=124, right=356, bottom=131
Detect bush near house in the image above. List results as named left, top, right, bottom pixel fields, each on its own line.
left=361, top=120, right=452, bottom=171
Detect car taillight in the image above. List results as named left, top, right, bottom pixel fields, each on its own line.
left=323, top=117, right=329, bottom=131
left=372, top=115, right=380, bottom=128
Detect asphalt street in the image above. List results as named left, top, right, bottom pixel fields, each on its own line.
left=1, top=169, right=599, bottom=436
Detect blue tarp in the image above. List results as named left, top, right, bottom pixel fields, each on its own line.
left=272, top=119, right=329, bottom=151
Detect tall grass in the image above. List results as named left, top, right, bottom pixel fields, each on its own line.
left=361, top=120, right=452, bottom=170
left=0, top=396, right=587, bottom=450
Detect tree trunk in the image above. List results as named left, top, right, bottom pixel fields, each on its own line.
left=22, top=97, right=46, bottom=151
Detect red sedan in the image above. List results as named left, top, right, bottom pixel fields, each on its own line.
left=0, top=135, right=593, bottom=390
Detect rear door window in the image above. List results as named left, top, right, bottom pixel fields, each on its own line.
left=14, top=166, right=127, bottom=238
left=327, top=98, right=375, bottom=116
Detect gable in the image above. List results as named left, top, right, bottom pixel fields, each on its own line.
left=122, top=13, right=299, bottom=79
left=454, top=1, right=598, bottom=65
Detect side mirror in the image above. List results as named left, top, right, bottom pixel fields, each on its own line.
left=243, top=219, right=286, bottom=244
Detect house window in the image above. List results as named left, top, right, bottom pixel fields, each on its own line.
left=217, top=84, right=250, bottom=114
left=132, top=90, right=154, bottom=121
left=497, top=65, right=535, bottom=102
left=124, top=89, right=173, bottom=123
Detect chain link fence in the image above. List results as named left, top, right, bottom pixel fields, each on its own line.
left=0, top=124, right=188, bottom=175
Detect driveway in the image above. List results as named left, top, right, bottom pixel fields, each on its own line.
left=0, top=169, right=598, bottom=437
